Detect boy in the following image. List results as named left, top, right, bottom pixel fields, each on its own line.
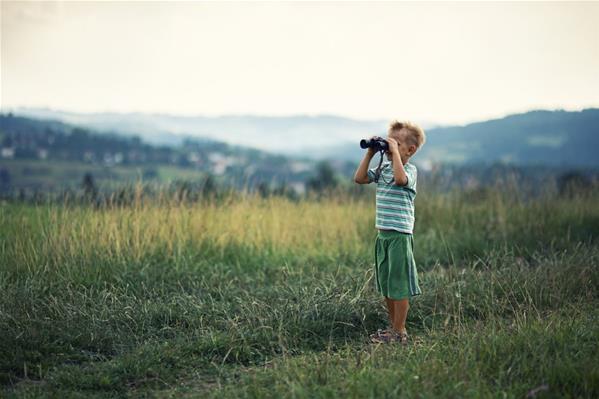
left=353, top=120, right=426, bottom=345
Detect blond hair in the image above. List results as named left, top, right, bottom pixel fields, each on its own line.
left=388, top=120, right=426, bottom=149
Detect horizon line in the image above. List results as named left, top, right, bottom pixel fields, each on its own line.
left=2, top=104, right=598, bottom=129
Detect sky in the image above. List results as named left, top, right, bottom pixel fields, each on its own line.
left=2, top=1, right=598, bottom=125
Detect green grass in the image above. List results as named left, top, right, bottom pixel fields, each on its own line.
left=0, top=159, right=209, bottom=192
left=1, top=189, right=598, bottom=398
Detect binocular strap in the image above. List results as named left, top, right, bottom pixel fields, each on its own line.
left=373, top=150, right=394, bottom=184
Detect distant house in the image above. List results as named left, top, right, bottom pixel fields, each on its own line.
left=103, top=153, right=114, bottom=165
left=187, top=152, right=201, bottom=164
left=37, top=148, right=48, bottom=160
left=290, top=182, right=306, bottom=195
left=208, top=152, right=237, bottom=175
left=290, top=161, right=311, bottom=173
left=1, top=147, right=15, bottom=159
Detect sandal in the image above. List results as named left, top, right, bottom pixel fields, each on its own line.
left=396, top=330, right=409, bottom=345
left=370, top=329, right=402, bottom=344
left=370, top=329, right=410, bottom=345
left=369, top=327, right=391, bottom=340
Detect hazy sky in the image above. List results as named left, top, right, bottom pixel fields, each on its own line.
left=2, top=1, right=598, bottom=125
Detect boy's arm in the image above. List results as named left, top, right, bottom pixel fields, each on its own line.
left=353, top=148, right=376, bottom=184
left=387, top=138, right=408, bottom=186
left=390, top=151, right=408, bottom=186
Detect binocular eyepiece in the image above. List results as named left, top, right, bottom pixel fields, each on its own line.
left=360, top=137, right=389, bottom=152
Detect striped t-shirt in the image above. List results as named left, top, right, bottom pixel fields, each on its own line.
left=367, top=161, right=418, bottom=234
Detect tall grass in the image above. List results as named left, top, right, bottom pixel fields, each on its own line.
left=3, top=189, right=597, bottom=274
left=1, top=188, right=598, bottom=397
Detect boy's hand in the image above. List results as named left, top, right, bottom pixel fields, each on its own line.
left=366, top=136, right=379, bottom=156
left=387, top=137, right=400, bottom=154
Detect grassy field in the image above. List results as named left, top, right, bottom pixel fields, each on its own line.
left=0, top=159, right=210, bottom=193
left=1, top=188, right=598, bottom=398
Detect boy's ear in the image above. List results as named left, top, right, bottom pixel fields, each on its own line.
left=408, top=145, right=417, bottom=156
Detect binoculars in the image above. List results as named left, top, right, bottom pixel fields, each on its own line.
left=360, top=137, right=389, bottom=152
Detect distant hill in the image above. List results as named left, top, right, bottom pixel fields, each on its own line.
left=6, top=107, right=599, bottom=168
left=414, top=109, right=599, bottom=168
left=2, top=112, right=598, bottom=197
left=330, top=109, right=599, bottom=168
left=0, top=114, right=333, bottom=192
left=11, top=107, right=440, bottom=157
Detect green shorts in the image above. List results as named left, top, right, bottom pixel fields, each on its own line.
left=374, top=229, right=422, bottom=300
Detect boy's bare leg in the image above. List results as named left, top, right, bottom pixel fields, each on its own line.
left=385, top=297, right=409, bottom=333
left=384, top=297, right=395, bottom=329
